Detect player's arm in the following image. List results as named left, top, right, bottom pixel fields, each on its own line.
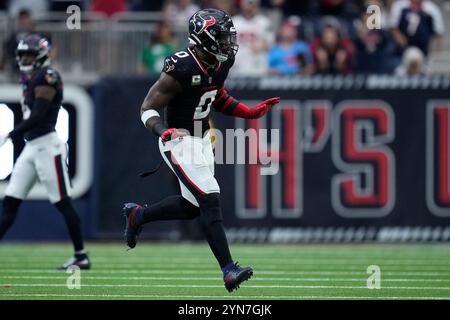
left=212, top=87, right=280, bottom=119
left=6, top=85, right=56, bottom=140
left=390, top=28, right=408, bottom=48
left=140, top=72, right=186, bottom=141
left=388, top=1, right=408, bottom=49
left=430, top=3, right=445, bottom=54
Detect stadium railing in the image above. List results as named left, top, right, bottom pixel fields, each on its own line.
left=0, top=11, right=168, bottom=83
left=1, top=9, right=450, bottom=83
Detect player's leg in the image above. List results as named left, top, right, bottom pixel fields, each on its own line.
left=163, top=136, right=252, bottom=291
left=203, top=134, right=253, bottom=290
left=122, top=194, right=199, bottom=248
left=0, top=145, right=37, bottom=239
left=122, top=139, right=202, bottom=248
left=125, top=158, right=200, bottom=226
left=33, top=136, right=90, bottom=269
left=160, top=136, right=233, bottom=270
left=135, top=195, right=200, bottom=224
left=0, top=196, right=22, bottom=239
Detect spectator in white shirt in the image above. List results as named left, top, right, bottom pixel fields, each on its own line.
left=164, top=0, right=200, bottom=33
left=232, top=0, right=275, bottom=76
left=389, top=0, right=444, bottom=57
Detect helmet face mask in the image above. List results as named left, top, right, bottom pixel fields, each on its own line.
left=15, top=34, right=51, bottom=74
left=189, top=9, right=238, bottom=63
left=215, top=29, right=238, bottom=61
left=17, top=51, right=38, bottom=73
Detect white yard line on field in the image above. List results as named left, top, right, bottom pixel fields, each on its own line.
left=1, top=269, right=450, bottom=276
left=2, top=257, right=450, bottom=265
left=0, top=293, right=448, bottom=300
left=2, top=264, right=450, bottom=272
left=2, top=255, right=450, bottom=263
left=2, top=275, right=450, bottom=283
left=3, top=283, right=450, bottom=290
left=0, top=255, right=450, bottom=266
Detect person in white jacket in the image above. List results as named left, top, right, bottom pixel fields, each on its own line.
left=231, top=0, right=275, bottom=76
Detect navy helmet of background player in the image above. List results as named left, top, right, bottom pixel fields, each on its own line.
left=16, top=33, right=51, bottom=74
left=124, top=8, right=280, bottom=292
left=0, top=34, right=90, bottom=270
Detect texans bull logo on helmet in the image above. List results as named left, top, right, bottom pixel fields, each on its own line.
left=194, top=15, right=217, bottom=34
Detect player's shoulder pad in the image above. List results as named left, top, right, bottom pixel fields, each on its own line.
left=162, top=50, right=193, bottom=82
left=34, top=67, right=62, bottom=87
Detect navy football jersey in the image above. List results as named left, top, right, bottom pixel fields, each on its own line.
left=162, top=46, right=234, bottom=136
left=21, top=66, right=63, bottom=140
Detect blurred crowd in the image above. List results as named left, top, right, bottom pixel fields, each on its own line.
left=0, top=0, right=447, bottom=77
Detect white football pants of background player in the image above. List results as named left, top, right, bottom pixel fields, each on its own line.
left=5, top=132, right=72, bottom=203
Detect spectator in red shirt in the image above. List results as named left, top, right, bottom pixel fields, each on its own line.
left=91, top=0, right=126, bottom=17
left=310, top=22, right=354, bottom=74
left=320, top=0, right=346, bottom=15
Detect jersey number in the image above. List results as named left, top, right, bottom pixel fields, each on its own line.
left=193, top=89, right=217, bottom=120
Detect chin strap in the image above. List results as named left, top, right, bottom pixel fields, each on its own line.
left=202, top=46, right=227, bottom=62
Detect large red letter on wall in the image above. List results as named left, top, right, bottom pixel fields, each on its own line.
left=427, top=101, right=450, bottom=217
left=235, top=102, right=301, bottom=219
left=332, top=101, right=396, bottom=218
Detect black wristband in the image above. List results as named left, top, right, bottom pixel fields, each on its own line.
left=152, top=121, right=168, bottom=137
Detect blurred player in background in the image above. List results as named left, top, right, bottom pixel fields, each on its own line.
left=0, top=34, right=90, bottom=270
left=122, top=8, right=280, bottom=292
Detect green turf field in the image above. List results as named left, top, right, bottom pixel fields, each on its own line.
left=0, top=242, right=449, bottom=300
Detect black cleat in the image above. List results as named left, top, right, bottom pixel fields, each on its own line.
left=57, top=253, right=91, bottom=270
left=122, top=203, right=144, bottom=249
left=223, top=262, right=253, bottom=292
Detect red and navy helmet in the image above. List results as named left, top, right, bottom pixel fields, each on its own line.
left=15, top=33, right=51, bottom=73
left=188, top=8, right=238, bottom=62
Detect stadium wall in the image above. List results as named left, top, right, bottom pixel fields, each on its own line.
left=2, top=75, right=450, bottom=242
left=92, top=75, right=450, bottom=242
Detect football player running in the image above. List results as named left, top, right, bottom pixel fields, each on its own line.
left=0, top=34, right=91, bottom=270
left=122, top=9, right=279, bottom=292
